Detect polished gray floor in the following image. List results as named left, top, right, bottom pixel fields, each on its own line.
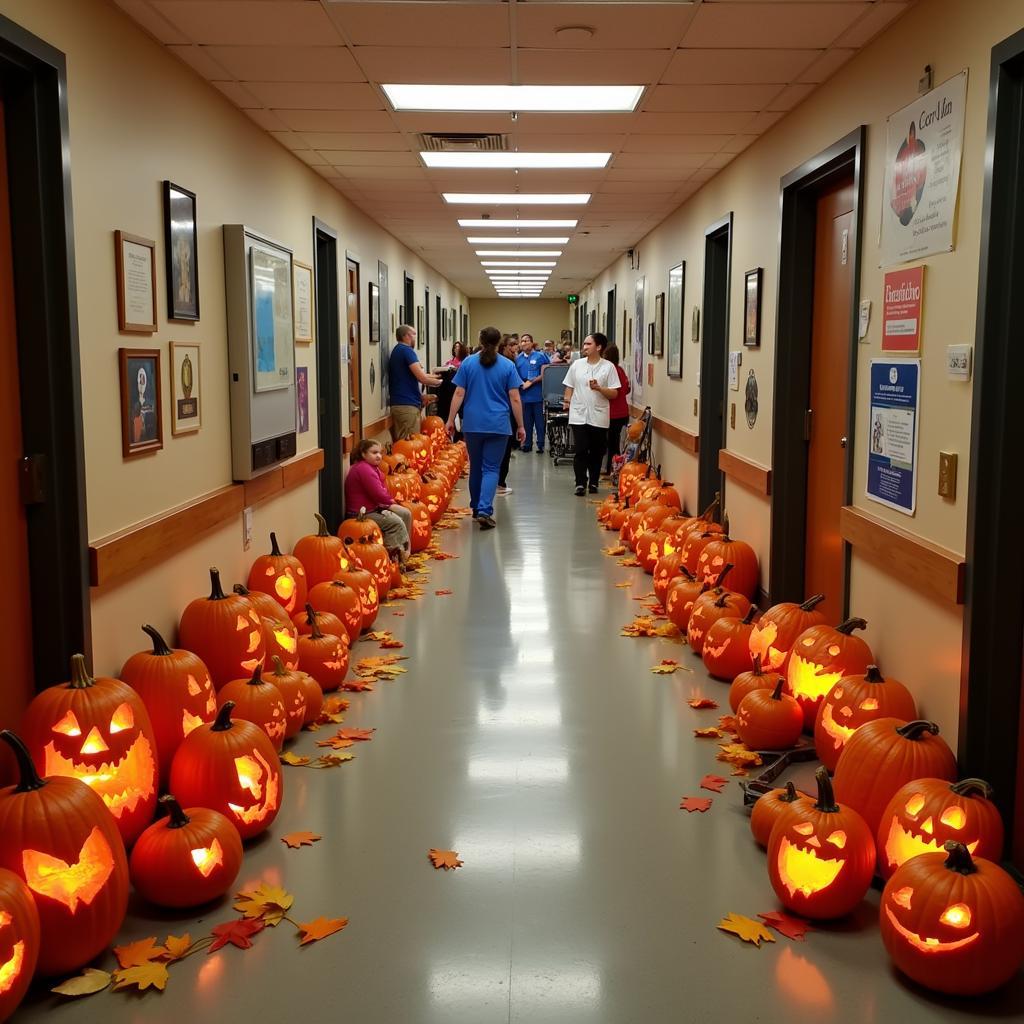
left=19, top=453, right=1023, bottom=1022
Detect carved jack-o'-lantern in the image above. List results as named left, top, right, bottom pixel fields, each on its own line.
left=129, top=795, right=243, bottom=908
left=702, top=605, right=760, bottom=681
left=169, top=703, right=282, bottom=841
left=420, top=476, right=449, bottom=524
left=729, top=655, right=783, bottom=713
left=748, top=594, right=827, bottom=673
left=749, top=781, right=810, bottom=849
left=0, top=867, right=39, bottom=1021
left=767, top=766, right=875, bottom=920
left=293, top=513, right=353, bottom=587
left=246, top=532, right=308, bottom=616
left=296, top=672, right=324, bottom=727
left=876, top=778, right=1004, bottom=881
left=335, top=567, right=378, bottom=630
left=0, top=731, right=130, bottom=977
left=652, top=549, right=686, bottom=607
left=880, top=842, right=1024, bottom=995
left=785, top=617, right=873, bottom=731
left=664, top=569, right=708, bottom=633
left=267, top=657, right=308, bottom=739
left=261, top=615, right=300, bottom=673
left=686, top=571, right=751, bottom=657
left=293, top=603, right=347, bottom=641
left=348, top=533, right=392, bottom=598
left=218, top=666, right=287, bottom=751
left=297, top=616, right=350, bottom=693
left=337, top=510, right=384, bottom=548
left=637, top=530, right=676, bottom=575
left=696, top=535, right=759, bottom=600
left=21, top=655, right=158, bottom=846
left=814, top=665, right=917, bottom=771
left=401, top=500, right=433, bottom=554
left=307, top=583, right=362, bottom=645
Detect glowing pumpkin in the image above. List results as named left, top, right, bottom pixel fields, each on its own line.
left=335, top=567, right=378, bottom=630
left=813, top=664, right=917, bottom=772
left=231, top=582, right=286, bottom=621
left=218, top=666, right=287, bottom=752
left=169, top=702, right=282, bottom=841
left=348, top=533, right=392, bottom=598
left=246, top=532, right=307, bottom=616
left=636, top=530, right=675, bottom=574
left=337, top=509, right=383, bottom=548
left=702, top=605, right=760, bottom=681
left=736, top=679, right=804, bottom=751
left=307, top=583, right=362, bottom=645
left=696, top=534, right=759, bottom=600
left=767, top=765, right=875, bottom=919
left=785, top=617, right=873, bottom=731
left=419, top=477, right=449, bottom=524
left=880, top=842, right=1024, bottom=995
left=748, top=594, right=826, bottom=673
left=687, top=582, right=751, bottom=657
left=20, top=654, right=158, bottom=846
left=399, top=499, right=432, bottom=554
left=293, top=603, right=347, bottom=642
left=296, top=673, right=324, bottom=727
left=129, top=795, right=242, bottom=908
left=653, top=549, right=687, bottom=607
left=261, top=615, right=300, bottom=673
left=681, top=529, right=724, bottom=575
left=297, top=616, right=350, bottom=693
left=0, top=731, right=129, bottom=977
left=729, top=655, right=783, bottom=713
left=0, top=868, right=39, bottom=1021
left=266, top=657, right=308, bottom=739
left=293, top=512, right=353, bottom=587
left=664, top=569, right=709, bottom=633
left=877, top=778, right=1004, bottom=880
left=749, top=781, right=810, bottom=849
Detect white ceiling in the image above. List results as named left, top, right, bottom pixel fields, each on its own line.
left=113, top=0, right=914, bottom=297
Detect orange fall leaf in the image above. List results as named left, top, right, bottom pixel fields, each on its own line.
left=428, top=848, right=463, bottom=870
left=281, top=831, right=322, bottom=849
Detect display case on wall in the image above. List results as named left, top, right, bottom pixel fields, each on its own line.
left=223, top=225, right=297, bottom=480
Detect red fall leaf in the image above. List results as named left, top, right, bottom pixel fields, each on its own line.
left=758, top=911, right=815, bottom=941
left=700, top=774, right=729, bottom=793
left=679, top=796, right=713, bottom=813
left=208, top=918, right=265, bottom=953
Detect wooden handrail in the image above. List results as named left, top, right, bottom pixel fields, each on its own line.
left=363, top=414, right=393, bottom=437
left=627, top=406, right=698, bottom=454
left=718, top=449, right=771, bottom=496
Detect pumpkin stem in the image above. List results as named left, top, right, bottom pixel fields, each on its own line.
left=309, top=613, right=324, bottom=640
left=233, top=583, right=251, bottom=599
left=781, top=781, right=801, bottom=804
left=212, top=702, right=235, bottom=732
left=835, top=616, right=867, bottom=634
left=742, top=605, right=758, bottom=625
left=752, top=654, right=763, bottom=675
left=713, top=563, right=734, bottom=588
left=303, top=602, right=317, bottom=627
left=269, top=532, right=283, bottom=557
left=271, top=655, right=287, bottom=677
left=0, top=730, right=46, bottom=792
left=160, top=794, right=191, bottom=829
left=314, top=512, right=331, bottom=537
left=68, top=653, right=96, bottom=690
left=714, top=593, right=731, bottom=608
left=813, top=765, right=839, bottom=813
left=800, top=594, right=826, bottom=611
left=248, top=664, right=263, bottom=686
left=943, top=841, right=978, bottom=876
left=950, top=778, right=994, bottom=800
left=722, top=513, right=730, bottom=534
left=208, top=567, right=228, bottom=601
left=698, top=493, right=720, bottom=522
left=678, top=566, right=695, bottom=582
left=141, top=624, right=173, bottom=656
left=896, top=720, right=940, bottom=741
left=770, top=679, right=785, bottom=701
left=864, top=664, right=885, bottom=683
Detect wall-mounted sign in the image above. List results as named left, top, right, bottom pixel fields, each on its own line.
left=882, top=266, right=924, bottom=353
left=867, top=359, right=920, bottom=516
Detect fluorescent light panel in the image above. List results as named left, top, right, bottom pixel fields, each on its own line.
left=446, top=193, right=589, bottom=205
left=475, top=250, right=562, bottom=257
left=421, top=151, right=609, bottom=169
left=458, top=219, right=577, bottom=228
left=383, top=84, right=643, bottom=113
left=481, top=261, right=556, bottom=267
left=466, top=236, right=570, bottom=244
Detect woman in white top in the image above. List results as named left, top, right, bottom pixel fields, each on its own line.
left=562, top=332, right=620, bottom=495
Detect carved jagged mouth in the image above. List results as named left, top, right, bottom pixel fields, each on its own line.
left=787, top=656, right=844, bottom=702
left=777, top=837, right=843, bottom=898
left=704, top=638, right=730, bottom=660
left=882, top=818, right=978, bottom=872
left=884, top=906, right=979, bottom=954
left=0, top=937, right=25, bottom=995
left=818, top=702, right=855, bottom=751
left=44, top=734, right=155, bottom=817
left=228, top=751, right=280, bottom=825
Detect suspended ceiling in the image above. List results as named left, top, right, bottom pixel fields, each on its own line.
left=113, top=0, right=914, bottom=297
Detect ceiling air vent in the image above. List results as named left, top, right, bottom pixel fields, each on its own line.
left=419, top=133, right=508, bottom=153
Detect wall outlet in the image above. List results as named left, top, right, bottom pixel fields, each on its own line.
left=938, top=452, right=957, bottom=499
left=243, top=506, right=254, bottom=550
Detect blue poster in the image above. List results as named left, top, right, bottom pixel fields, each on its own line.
left=866, top=359, right=920, bottom=515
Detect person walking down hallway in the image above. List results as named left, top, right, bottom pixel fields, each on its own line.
left=446, top=327, right=525, bottom=530
left=603, top=345, right=631, bottom=476
left=389, top=324, right=441, bottom=440
left=562, top=333, right=619, bottom=496
left=515, top=332, right=550, bottom=454
left=496, top=335, right=522, bottom=495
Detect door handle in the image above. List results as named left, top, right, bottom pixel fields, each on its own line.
left=839, top=436, right=848, bottom=448
left=351, top=404, right=360, bottom=414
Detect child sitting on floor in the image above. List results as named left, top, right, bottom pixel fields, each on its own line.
left=345, top=439, right=413, bottom=564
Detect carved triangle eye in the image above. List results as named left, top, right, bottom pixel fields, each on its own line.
left=109, top=703, right=134, bottom=733
left=53, top=710, right=82, bottom=736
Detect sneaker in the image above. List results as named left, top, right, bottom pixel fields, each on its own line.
left=478, top=514, right=497, bottom=530
left=574, top=485, right=585, bottom=496
left=520, top=447, right=532, bottom=453
left=496, top=485, right=512, bottom=495
left=536, top=449, right=544, bottom=454
left=588, top=485, right=599, bottom=494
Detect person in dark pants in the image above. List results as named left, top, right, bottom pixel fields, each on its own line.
left=562, top=333, right=620, bottom=495
left=496, top=335, right=523, bottom=495
left=602, top=344, right=631, bottom=476
left=515, top=333, right=550, bottom=453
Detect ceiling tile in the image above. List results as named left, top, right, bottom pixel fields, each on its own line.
left=112, top=0, right=190, bottom=44
left=210, top=80, right=262, bottom=108
left=355, top=47, right=512, bottom=83
left=798, top=48, right=857, bottom=83
left=515, top=3, right=697, bottom=50
left=166, top=44, right=231, bottom=79
left=631, top=112, right=755, bottom=134
left=767, top=82, right=816, bottom=111
left=392, top=112, right=518, bottom=135
left=644, top=83, right=780, bottom=113
left=322, top=150, right=419, bottom=167
left=607, top=160, right=707, bottom=177
left=326, top=2, right=509, bottom=47
left=743, top=109, right=786, bottom=132
left=680, top=2, right=868, bottom=49
left=244, top=108, right=290, bottom=131
left=702, top=152, right=737, bottom=170
left=268, top=130, right=309, bottom=151
left=203, top=45, right=365, bottom=83
left=241, top=82, right=382, bottom=110
left=308, top=133, right=409, bottom=151
left=836, top=2, right=910, bottom=48
left=513, top=132, right=629, bottom=151
left=614, top=142, right=728, bottom=162
left=279, top=110, right=395, bottom=132
left=662, top=47, right=818, bottom=85
left=151, top=2, right=341, bottom=46
left=722, top=134, right=760, bottom=154
left=517, top=49, right=671, bottom=85
left=293, top=149, right=329, bottom=167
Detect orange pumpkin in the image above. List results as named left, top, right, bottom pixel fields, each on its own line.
left=348, top=533, right=392, bottom=597
left=696, top=535, right=759, bottom=600
left=262, top=615, right=300, bottom=672
left=337, top=509, right=383, bottom=548
left=307, top=582, right=363, bottom=645
left=335, top=567, right=378, bottom=630
left=702, top=605, right=760, bottom=681
left=0, top=866, right=39, bottom=1020
left=653, top=549, right=687, bottom=607
left=636, top=529, right=674, bottom=574
left=681, top=529, right=722, bottom=575
left=246, top=532, right=307, bottom=616
left=297, top=617, right=350, bottom=693
left=687, top=576, right=751, bottom=657
left=400, top=499, right=432, bottom=553
left=293, top=512, right=353, bottom=586
left=736, top=679, right=804, bottom=751
left=420, top=477, right=449, bottom=524
left=296, top=673, right=324, bottom=727
left=748, top=594, right=827, bottom=673
left=292, top=604, right=347, bottom=641
left=231, top=583, right=287, bottom=622
left=218, top=666, right=287, bottom=752
left=664, top=569, right=709, bottom=633
left=750, top=781, right=810, bottom=848
left=266, top=657, right=308, bottom=739
left=729, top=655, right=782, bottom=713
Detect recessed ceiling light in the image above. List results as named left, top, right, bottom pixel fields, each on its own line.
left=458, top=219, right=578, bottom=228
left=481, top=261, right=557, bottom=267
left=475, top=250, right=562, bottom=257
left=422, top=152, right=610, bottom=169
left=382, top=84, right=643, bottom=113
left=445, top=194, right=590, bottom=205
left=486, top=270, right=551, bottom=276
left=466, top=236, right=570, bottom=244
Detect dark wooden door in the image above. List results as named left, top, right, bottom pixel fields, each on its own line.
left=805, top=182, right=854, bottom=623
left=346, top=259, right=362, bottom=439
left=314, top=223, right=342, bottom=528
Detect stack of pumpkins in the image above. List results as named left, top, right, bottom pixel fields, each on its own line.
left=0, top=418, right=466, bottom=1014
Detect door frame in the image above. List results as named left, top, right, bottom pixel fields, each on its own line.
left=313, top=217, right=342, bottom=529
left=345, top=255, right=362, bottom=440
left=769, top=127, right=865, bottom=608
left=697, top=213, right=732, bottom=513
left=960, top=27, right=1024, bottom=859
left=0, top=15, right=91, bottom=683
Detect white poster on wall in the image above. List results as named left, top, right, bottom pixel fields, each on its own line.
left=880, top=71, right=967, bottom=267
left=632, top=276, right=645, bottom=402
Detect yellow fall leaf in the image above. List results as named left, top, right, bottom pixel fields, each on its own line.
left=280, top=751, right=311, bottom=766
left=113, top=936, right=167, bottom=968
left=717, top=913, right=776, bottom=947
left=111, top=962, right=170, bottom=992
left=51, top=968, right=111, bottom=997
left=163, top=934, right=192, bottom=961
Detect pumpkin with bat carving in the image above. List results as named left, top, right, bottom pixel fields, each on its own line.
left=246, top=532, right=307, bottom=616
left=0, top=731, right=129, bottom=977
left=293, top=513, right=353, bottom=587
left=0, top=867, right=39, bottom=1020
left=20, top=654, right=158, bottom=845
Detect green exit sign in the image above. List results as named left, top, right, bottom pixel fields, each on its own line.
left=567, top=294, right=578, bottom=304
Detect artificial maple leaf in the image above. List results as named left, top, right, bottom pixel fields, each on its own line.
left=614, top=581, right=632, bottom=588
left=343, top=679, right=375, bottom=692
left=730, top=767, right=749, bottom=777
left=651, top=659, right=679, bottom=674
left=209, top=918, right=265, bottom=952
left=113, top=936, right=168, bottom=968
left=321, top=696, right=350, bottom=715
left=758, top=911, right=815, bottom=941
left=316, top=753, right=355, bottom=767
left=282, top=831, right=322, bottom=849
left=654, top=622, right=682, bottom=640
left=163, top=934, right=192, bottom=961
left=316, top=735, right=355, bottom=749
left=618, top=556, right=642, bottom=567
left=603, top=545, right=626, bottom=556
left=233, top=882, right=294, bottom=926
left=717, top=913, right=776, bottom=947
left=621, top=616, right=660, bottom=637
left=280, top=752, right=311, bottom=766
left=111, top=962, right=170, bottom=992
left=297, top=916, right=349, bottom=946
left=380, top=638, right=404, bottom=649
left=363, top=630, right=391, bottom=641
left=700, top=774, right=729, bottom=793
left=51, top=968, right=111, bottom=997
left=694, top=727, right=723, bottom=738
left=688, top=697, right=719, bottom=709
left=679, top=796, right=713, bottom=813
left=717, top=743, right=763, bottom=769
left=428, top=848, right=463, bottom=870
left=435, top=589, right=453, bottom=596
left=339, top=727, right=375, bottom=741
left=718, top=714, right=740, bottom=735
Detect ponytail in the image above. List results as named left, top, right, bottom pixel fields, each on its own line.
left=479, top=325, right=501, bottom=368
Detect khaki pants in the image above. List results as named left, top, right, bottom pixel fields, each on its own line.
left=366, top=506, right=412, bottom=560
left=391, top=405, right=420, bottom=440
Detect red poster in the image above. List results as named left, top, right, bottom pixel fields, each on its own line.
left=882, top=266, right=924, bottom=353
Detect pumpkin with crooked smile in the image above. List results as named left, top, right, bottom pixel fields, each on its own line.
left=0, top=867, right=39, bottom=1021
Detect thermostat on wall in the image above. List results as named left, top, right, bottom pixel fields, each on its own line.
left=946, top=344, right=972, bottom=381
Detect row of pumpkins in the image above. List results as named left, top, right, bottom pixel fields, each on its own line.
left=598, top=463, right=1024, bottom=996
left=0, top=422, right=466, bottom=1019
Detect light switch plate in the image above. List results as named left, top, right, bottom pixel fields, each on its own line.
left=858, top=299, right=871, bottom=340
left=938, top=452, right=957, bottom=499
left=728, top=351, right=741, bottom=390
left=243, top=506, right=254, bottom=550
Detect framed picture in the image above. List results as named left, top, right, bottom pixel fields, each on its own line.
left=249, top=243, right=294, bottom=392
left=119, top=348, right=163, bottom=457
left=647, top=321, right=655, bottom=356
left=292, top=260, right=313, bottom=344
left=296, top=366, right=309, bottom=433
left=169, top=341, right=200, bottom=435
left=691, top=306, right=701, bottom=343
left=163, top=182, right=199, bottom=322
left=744, top=268, right=763, bottom=347
left=462, top=313, right=468, bottom=345
left=654, top=292, right=665, bottom=357
left=115, top=231, right=157, bottom=333
left=442, top=308, right=448, bottom=342
left=416, top=305, right=423, bottom=348
left=667, top=262, right=684, bottom=379
left=368, top=282, right=380, bottom=343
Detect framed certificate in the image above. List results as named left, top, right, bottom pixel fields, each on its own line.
left=293, top=260, right=313, bottom=344
left=115, top=231, right=157, bottom=333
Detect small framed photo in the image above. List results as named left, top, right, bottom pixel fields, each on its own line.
left=163, top=182, right=199, bottom=322
left=442, top=308, right=448, bottom=342
left=368, top=282, right=380, bottom=344
left=654, top=292, right=665, bottom=357
left=416, top=305, right=423, bottom=348
left=296, top=366, right=309, bottom=433
left=691, top=306, right=701, bottom=343
left=744, top=268, right=763, bottom=347
left=647, top=321, right=655, bottom=355
left=119, top=347, right=163, bottom=457
left=115, top=231, right=157, bottom=333
left=169, top=341, right=201, bottom=436
left=292, top=260, right=313, bottom=344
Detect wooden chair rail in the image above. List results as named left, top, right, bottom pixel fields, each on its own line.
left=839, top=505, right=966, bottom=605
left=718, top=449, right=772, bottom=496
left=89, top=448, right=324, bottom=590
left=363, top=414, right=393, bottom=438
left=627, top=406, right=699, bottom=455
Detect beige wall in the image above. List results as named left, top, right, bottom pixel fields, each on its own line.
left=469, top=298, right=571, bottom=348
left=0, top=0, right=467, bottom=675
left=581, top=0, right=1023, bottom=746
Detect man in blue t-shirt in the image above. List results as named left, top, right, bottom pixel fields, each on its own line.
left=389, top=324, right=441, bottom=440
left=514, top=333, right=550, bottom=453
